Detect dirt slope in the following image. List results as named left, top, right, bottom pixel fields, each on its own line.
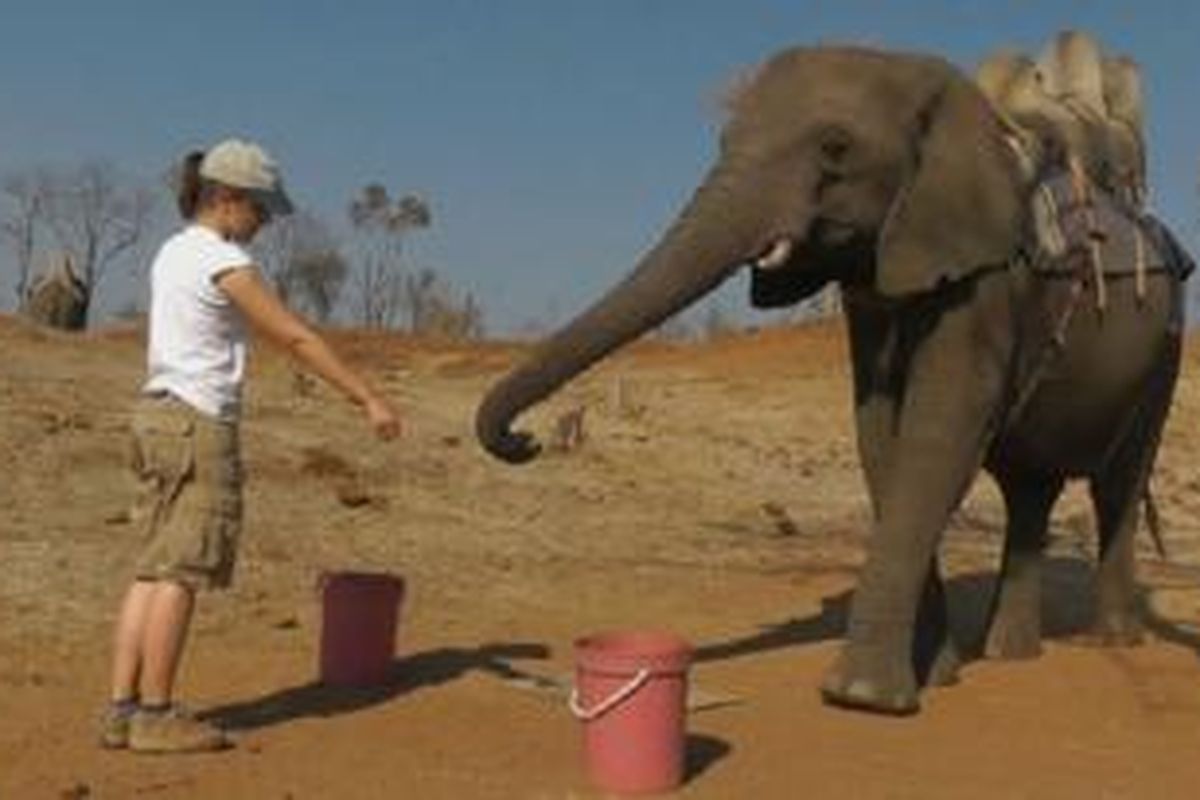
left=3, top=313, right=1200, bottom=799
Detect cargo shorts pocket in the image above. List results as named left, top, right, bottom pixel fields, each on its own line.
left=130, top=399, right=197, bottom=512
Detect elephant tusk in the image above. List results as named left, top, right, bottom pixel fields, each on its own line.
left=754, top=238, right=795, bottom=270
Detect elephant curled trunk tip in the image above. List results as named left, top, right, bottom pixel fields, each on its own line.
left=476, top=388, right=542, bottom=464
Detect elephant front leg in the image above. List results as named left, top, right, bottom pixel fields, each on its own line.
left=821, top=515, right=944, bottom=714
left=823, top=559, right=963, bottom=706
left=822, top=431, right=994, bottom=714
left=823, top=290, right=1011, bottom=715
left=1088, top=459, right=1150, bottom=646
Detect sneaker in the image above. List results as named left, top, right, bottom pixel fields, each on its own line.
left=127, top=705, right=229, bottom=754
left=98, top=701, right=137, bottom=749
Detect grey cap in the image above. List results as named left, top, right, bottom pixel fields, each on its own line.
left=199, top=138, right=294, bottom=216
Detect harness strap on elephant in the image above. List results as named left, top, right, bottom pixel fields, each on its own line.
left=1027, top=165, right=1184, bottom=297
left=1002, top=160, right=1188, bottom=433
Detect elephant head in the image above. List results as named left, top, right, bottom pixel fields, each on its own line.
left=476, top=46, right=1024, bottom=463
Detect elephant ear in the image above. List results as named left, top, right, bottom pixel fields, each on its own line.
left=876, top=69, right=1025, bottom=297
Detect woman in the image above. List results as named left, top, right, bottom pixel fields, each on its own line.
left=102, top=138, right=400, bottom=753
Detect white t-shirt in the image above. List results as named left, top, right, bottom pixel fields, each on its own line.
left=143, top=225, right=256, bottom=419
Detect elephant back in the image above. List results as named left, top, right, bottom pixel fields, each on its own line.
left=1029, top=169, right=1190, bottom=283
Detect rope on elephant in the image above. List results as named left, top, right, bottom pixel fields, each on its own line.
left=1134, top=223, right=1148, bottom=301
left=1068, top=155, right=1108, bottom=312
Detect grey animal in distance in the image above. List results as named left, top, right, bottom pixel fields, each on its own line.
left=23, top=253, right=87, bottom=330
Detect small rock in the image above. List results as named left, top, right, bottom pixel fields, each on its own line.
left=59, top=781, right=89, bottom=799
left=335, top=481, right=372, bottom=508
left=762, top=501, right=801, bottom=537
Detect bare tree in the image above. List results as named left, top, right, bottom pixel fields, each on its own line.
left=32, top=161, right=154, bottom=324
left=403, top=267, right=485, bottom=338
left=288, top=248, right=349, bottom=324
left=253, top=210, right=348, bottom=323
left=347, top=183, right=431, bottom=328
left=1, top=175, right=44, bottom=306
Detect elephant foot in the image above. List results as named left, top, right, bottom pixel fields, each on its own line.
left=983, top=619, right=1043, bottom=661
left=1075, top=615, right=1144, bottom=648
left=923, top=640, right=963, bottom=688
left=820, top=645, right=919, bottom=716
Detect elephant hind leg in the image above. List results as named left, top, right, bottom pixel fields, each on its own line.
left=1088, top=464, right=1151, bottom=646
left=1088, top=339, right=1178, bottom=646
left=983, top=471, right=1063, bottom=660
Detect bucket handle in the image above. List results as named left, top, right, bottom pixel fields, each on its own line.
left=568, top=669, right=651, bottom=721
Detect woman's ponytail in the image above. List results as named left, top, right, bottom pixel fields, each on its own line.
left=175, top=150, right=206, bottom=219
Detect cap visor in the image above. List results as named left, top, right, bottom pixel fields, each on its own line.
left=254, top=188, right=294, bottom=217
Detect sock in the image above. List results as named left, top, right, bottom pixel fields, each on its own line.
left=111, top=697, right=140, bottom=717
left=139, top=701, right=173, bottom=715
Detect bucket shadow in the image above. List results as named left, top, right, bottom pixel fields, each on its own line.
left=692, top=590, right=851, bottom=665
left=691, top=556, right=1106, bottom=672
left=1137, top=586, right=1200, bottom=662
left=684, top=733, right=732, bottom=783
left=200, top=641, right=549, bottom=732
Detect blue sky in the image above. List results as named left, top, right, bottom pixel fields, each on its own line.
left=0, top=1, right=1196, bottom=331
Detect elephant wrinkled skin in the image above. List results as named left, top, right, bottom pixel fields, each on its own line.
left=475, top=45, right=1193, bottom=715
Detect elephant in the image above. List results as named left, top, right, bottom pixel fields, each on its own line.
left=475, top=45, right=1193, bottom=714
left=23, top=253, right=88, bottom=330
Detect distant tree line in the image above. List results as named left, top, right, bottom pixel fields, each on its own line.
left=0, top=158, right=485, bottom=337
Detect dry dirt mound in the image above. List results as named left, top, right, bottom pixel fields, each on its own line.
left=3, top=314, right=1200, bottom=798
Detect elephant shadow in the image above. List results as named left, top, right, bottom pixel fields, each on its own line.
left=199, top=641, right=550, bottom=732
left=694, top=555, right=1200, bottom=671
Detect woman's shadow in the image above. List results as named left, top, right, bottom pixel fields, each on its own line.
left=200, top=642, right=551, bottom=731
left=200, top=637, right=734, bottom=784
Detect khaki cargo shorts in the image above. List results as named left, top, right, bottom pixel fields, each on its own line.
left=129, top=394, right=243, bottom=590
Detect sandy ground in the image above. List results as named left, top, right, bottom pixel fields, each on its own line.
left=3, top=313, right=1200, bottom=799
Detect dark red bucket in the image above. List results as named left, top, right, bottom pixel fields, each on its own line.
left=318, top=571, right=405, bottom=687
left=570, top=630, right=692, bottom=795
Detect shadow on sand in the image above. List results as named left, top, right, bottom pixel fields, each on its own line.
left=692, top=555, right=1200, bottom=673
left=201, top=554, right=1196, bottom=791
left=200, top=637, right=737, bottom=785
left=200, top=641, right=550, bottom=731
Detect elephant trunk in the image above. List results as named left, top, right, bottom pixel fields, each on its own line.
left=477, top=164, right=786, bottom=463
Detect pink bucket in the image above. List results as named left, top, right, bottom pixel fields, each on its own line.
left=318, top=571, right=405, bottom=687
left=570, top=630, right=692, bottom=795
